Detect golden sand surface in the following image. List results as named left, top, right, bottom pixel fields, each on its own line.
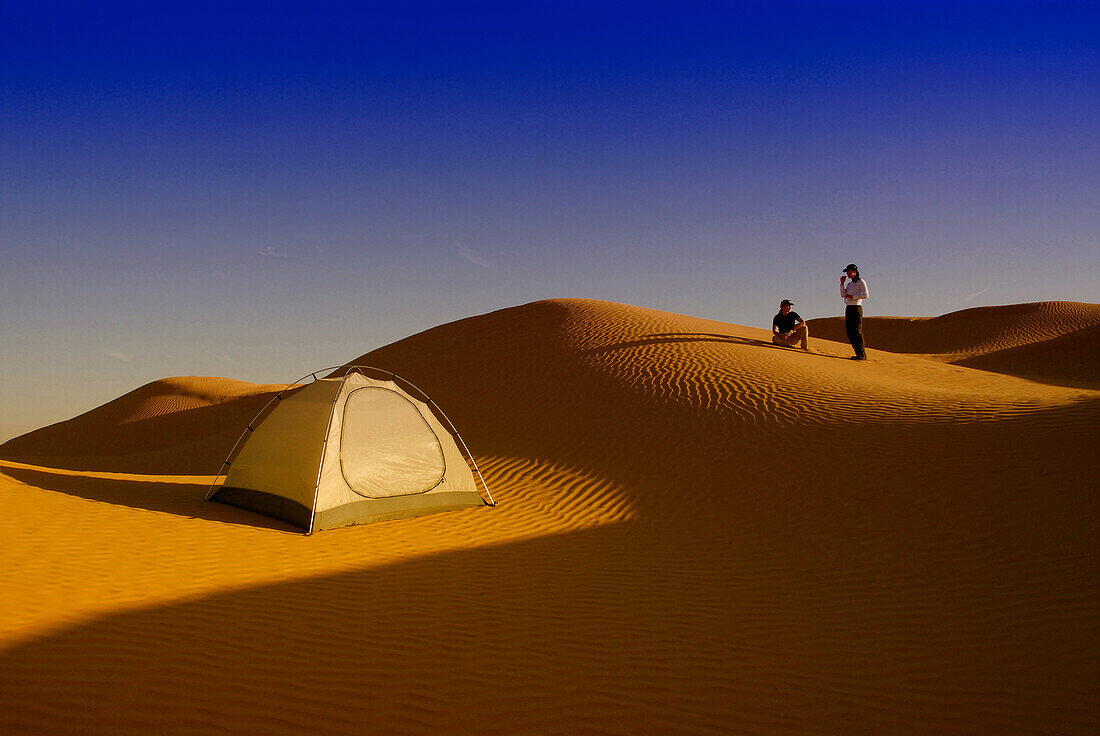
left=807, top=301, right=1100, bottom=387
left=2, top=299, right=1098, bottom=735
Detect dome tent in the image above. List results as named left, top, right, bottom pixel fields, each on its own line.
left=205, top=366, right=493, bottom=533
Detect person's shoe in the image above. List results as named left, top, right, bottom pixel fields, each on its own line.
left=850, top=355, right=866, bottom=361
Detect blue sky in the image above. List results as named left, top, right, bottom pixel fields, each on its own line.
left=2, top=1, right=1098, bottom=440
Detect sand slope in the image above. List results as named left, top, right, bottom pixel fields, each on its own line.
left=1, top=299, right=1098, bottom=735
left=0, top=376, right=289, bottom=474
left=807, top=301, right=1100, bottom=386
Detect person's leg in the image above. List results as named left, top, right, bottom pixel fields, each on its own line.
left=852, top=307, right=865, bottom=358
left=773, top=332, right=799, bottom=347
left=797, top=324, right=809, bottom=349
left=845, top=305, right=865, bottom=359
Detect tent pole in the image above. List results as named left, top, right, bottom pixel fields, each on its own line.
left=306, top=373, right=347, bottom=534
left=426, top=398, right=495, bottom=507
left=203, top=369, right=332, bottom=502
left=459, top=434, right=495, bottom=506
left=203, top=392, right=281, bottom=501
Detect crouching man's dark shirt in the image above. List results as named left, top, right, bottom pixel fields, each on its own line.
left=773, top=311, right=803, bottom=333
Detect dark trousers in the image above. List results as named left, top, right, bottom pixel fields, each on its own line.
left=845, top=304, right=865, bottom=358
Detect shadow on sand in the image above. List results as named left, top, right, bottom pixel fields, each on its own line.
left=0, top=489, right=1093, bottom=734
left=0, top=463, right=297, bottom=532
left=0, top=392, right=279, bottom=476
left=0, top=521, right=778, bottom=734
left=582, top=332, right=854, bottom=360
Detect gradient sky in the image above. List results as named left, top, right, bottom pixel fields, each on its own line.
left=2, top=1, right=1098, bottom=441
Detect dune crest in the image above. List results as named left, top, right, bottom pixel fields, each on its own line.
left=807, top=301, right=1100, bottom=386
left=1, top=298, right=1098, bottom=734
left=0, top=376, right=288, bottom=474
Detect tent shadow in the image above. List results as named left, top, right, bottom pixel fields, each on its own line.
left=0, top=464, right=297, bottom=532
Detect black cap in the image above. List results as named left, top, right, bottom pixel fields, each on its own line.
left=843, top=263, right=858, bottom=272
left=780, top=299, right=794, bottom=307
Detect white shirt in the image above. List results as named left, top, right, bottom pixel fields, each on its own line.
left=843, top=278, right=869, bottom=306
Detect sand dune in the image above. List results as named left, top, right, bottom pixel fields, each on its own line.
left=2, top=299, right=1098, bottom=734
left=0, top=376, right=289, bottom=474
left=807, top=301, right=1100, bottom=386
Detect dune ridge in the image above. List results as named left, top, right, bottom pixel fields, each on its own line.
left=0, top=376, right=288, bottom=474
left=806, top=301, right=1100, bottom=386
left=1, top=298, right=1098, bottom=734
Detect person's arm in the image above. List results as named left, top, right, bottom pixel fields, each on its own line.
left=840, top=275, right=848, bottom=299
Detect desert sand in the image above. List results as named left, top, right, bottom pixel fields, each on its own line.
left=807, top=301, right=1100, bottom=387
left=1, top=298, right=1098, bottom=734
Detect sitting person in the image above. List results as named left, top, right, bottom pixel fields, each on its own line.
left=772, top=298, right=809, bottom=350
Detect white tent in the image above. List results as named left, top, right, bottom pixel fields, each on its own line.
left=205, top=366, right=492, bottom=532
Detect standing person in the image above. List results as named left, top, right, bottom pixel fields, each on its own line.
left=840, top=263, right=869, bottom=360
left=772, top=299, right=809, bottom=350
